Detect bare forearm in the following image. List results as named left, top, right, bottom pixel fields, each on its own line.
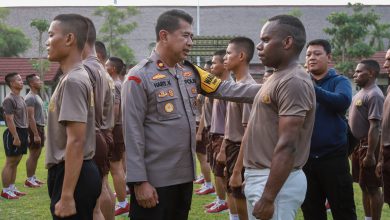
left=367, top=122, right=381, bottom=156
left=61, top=139, right=84, bottom=198
left=5, top=116, right=19, bottom=138
left=262, top=147, right=295, bottom=201
left=28, top=117, right=39, bottom=136
left=197, top=112, right=205, bottom=136
left=232, top=141, right=245, bottom=173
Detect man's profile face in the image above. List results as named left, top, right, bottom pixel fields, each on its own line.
left=165, top=19, right=193, bottom=62
left=11, top=75, right=24, bottom=90
left=353, top=63, right=370, bottom=87
left=211, top=55, right=225, bottom=77
left=31, top=76, right=43, bottom=90
left=306, top=45, right=330, bottom=76
left=46, top=20, right=68, bottom=62
left=224, top=43, right=241, bottom=71
left=384, top=49, right=390, bottom=77
left=256, top=21, right=283, bottom=68
left=105, top=60, right=116, bottom=76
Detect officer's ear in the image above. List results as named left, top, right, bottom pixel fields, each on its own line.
left=159, top=30, right=169, bottom=43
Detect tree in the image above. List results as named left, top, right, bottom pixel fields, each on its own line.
left=94, top=6, right=138, bottom=65
left=324, top=3, right=387, bottom=76
left=287, top=8, right=303, bottom=18
left=369, top=23, right=390, bottom=51
left=30, top=18, right=50, bottom=99
left=0, top=8, right=30, bottom=57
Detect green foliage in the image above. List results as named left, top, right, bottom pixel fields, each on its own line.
left=324, top=3, right=389, bottom=76
left=94, top=6, right=138, bottom=65
left=30, top=59, right=50, bottom=73
left=0, top=8, right=30, bottom=57
left=30, top=19, right=50, bottom=34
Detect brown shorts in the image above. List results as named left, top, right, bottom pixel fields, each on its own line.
left=196, top=128, right=208, bottom=155
left=352, top=146, right=382, bottom=188
left=382, top=146, right=390, bottom=204
left=109, top=124, right=125, bottom=162
left=28, top=125, right=45, bottom=148
left=93, top=129, right=110, bottom=177
left=225, top=139, right=245, bottom=199
left=208, top=134, right=225, bottom=177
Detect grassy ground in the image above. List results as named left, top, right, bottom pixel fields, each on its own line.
left=0, top=126, right=390, bottom=219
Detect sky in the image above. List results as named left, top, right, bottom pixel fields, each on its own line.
left=1, top=0, right=389, bottom=7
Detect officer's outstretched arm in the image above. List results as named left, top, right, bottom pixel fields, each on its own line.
left=184, top=60, right=261, bottom=104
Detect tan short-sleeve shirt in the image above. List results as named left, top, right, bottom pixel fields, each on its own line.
left=2, top=93, right=28, bottom=128
left=243, top=64, right=316, bottom=169
left=382, top=87, right=390, bottom=146
left=114, top=79, right=122, bottom=125
left=45, top=64, right=96, bottom=168
left=225, top=74, right=256, bottom=142
left=349, top=84, right=384, bottom=140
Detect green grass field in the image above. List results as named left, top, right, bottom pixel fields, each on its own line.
left=0, top=125, right=389, bottom=219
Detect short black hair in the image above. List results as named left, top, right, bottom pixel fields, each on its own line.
left=205, top=60, right=212, bottom=66
left=268, top=15, right=306, bottom=54
left=84, top=16, right=96, bottom=46
left=155, top=9, right=193, bottom=41
left=229, top=37, right=255, bottom=64
left=120, top=63, right=127, bottom=76
left=26, top=74, right=38, bottom=86
left=5, top=72, right=19, bottom=87
left=213, top=50, right=226, bottom=63
left=95, top=41, right=107, bottom=61
left=307, top=39, right=332, bottom=55
left=53, top=14, right=88, bottom=51
left=108, top=57, right=124, bottom=74
left=360, top=59, right=381, bottom=77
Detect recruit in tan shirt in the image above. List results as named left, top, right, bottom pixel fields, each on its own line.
left=225, top=74, right=257, bottom=143
left=45, top=64, right=96, bottom=168
left=243, top=64, right=316, bottom=170
left=349, top=84, right=384, bottom=140
left=381, top=87, right=390, bottom=147
left=2, top=93, right=28, bottom=128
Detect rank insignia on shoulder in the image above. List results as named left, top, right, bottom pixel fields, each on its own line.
left=355, top=99, right=362, bottom=106
left=158, top=90, right=168, bottom=98
left=261, top=94, right=271, bottom=104
left=164, top=103, right=174, bottom=113
left=168, top=89, right=174, bottom=97
left=128, top=76, right=142, bottom=84
left=152, top=73, right=167, bottom=80
left=157, top=60, right=165, bottom=69
left=182, top=71, right=192, bottom=77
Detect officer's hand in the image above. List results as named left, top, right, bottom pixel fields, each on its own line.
left=363, top=154, right=376, bottom=168
left=34, top=134, right=41, bottom=145
left=134, top=182, right=159, bottom=208
left=54, top=195, right=77, bottom=218
left=216, top=151, right=226, bottom=165
left=196, top=133, right=202, bottom=142
left=13, top=136, right=21, bottom=147
left=252, top=197, right=274, bottom=220
left=376, top=161, right=383, bottom=178
left=229, top=171, right=242, bottom=188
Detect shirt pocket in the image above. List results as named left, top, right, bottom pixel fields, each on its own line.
left=185, top=85, right=199, bottom=116
left=156, top=89, right=181, bottom=121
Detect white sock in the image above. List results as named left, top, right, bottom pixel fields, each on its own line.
left=229, top=212, right=239, bottom=220
left=118, top=198, right=128, bottom=208
left=205, top=182, right=213, bottom=188
left=28, top=176, right=35, bottom=181
left=217, top=197, right=225, bottom=205
left=9, top=184, right=15, bottom=190
left=365, top=217, right=372, bottom=220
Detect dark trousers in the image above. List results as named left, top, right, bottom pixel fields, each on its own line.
left=48, top=160, right=102, bottom=220
left=129, top=182, right=193, bottom=220
left=301, top=154, right=357, bottom=220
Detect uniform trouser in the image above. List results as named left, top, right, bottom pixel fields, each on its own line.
left=129, top=182, right=193, bottom=220
left=48, top=160, right=102, bottom=220
left=244, top=168, right=306, bottom=220
left=301, top=154, right=357, bottom=220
